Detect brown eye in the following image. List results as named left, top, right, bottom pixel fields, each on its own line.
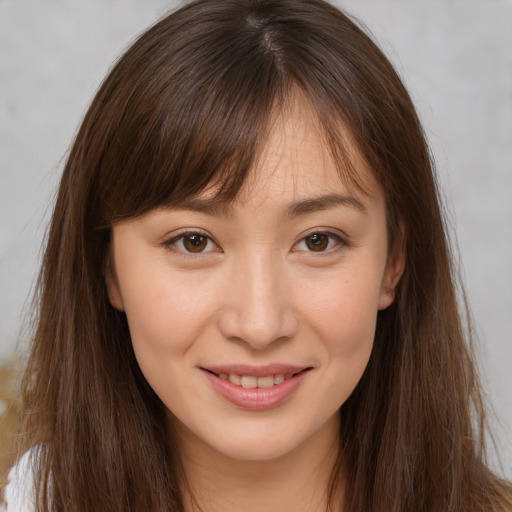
left=183, top=234, right=208, bottom=253
left=305, top=233, right=329, bottom=251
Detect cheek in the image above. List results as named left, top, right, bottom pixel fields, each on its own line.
left=119, top=265, right=219, bottom=358
left=119, top=268, right=222, bottom=412
left=306, top=276, right=379, bottom=407
left=297, top=266, right=383, bottom=357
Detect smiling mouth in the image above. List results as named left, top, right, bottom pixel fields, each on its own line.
left=203, top=368, right=312, bottom=389
left=201, top=366, right=312, bottom=409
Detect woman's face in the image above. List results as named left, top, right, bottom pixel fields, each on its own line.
left=108, top=99, right=403, bottom=462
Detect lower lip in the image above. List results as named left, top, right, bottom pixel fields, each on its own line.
left=202, top=370, right=309, bottom=410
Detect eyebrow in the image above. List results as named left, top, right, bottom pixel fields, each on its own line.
left=173, top=192, right=366, bottom=218
left=285, top=193, right=367, bottom=217
left=172, top=198, right=234, bottom=217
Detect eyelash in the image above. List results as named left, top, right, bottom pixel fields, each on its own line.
left=163, top=229, right=220, bottom=257
left=163, top=229, right=349, bottom=257
left=292, top=231, right=349, bottom=254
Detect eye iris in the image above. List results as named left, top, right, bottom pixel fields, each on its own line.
left=306, top=233, right=329, bottom=251
left=183, top=234, right=207, bottom=252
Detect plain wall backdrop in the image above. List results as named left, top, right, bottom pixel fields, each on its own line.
left=1, top=0, right=511, bottom=476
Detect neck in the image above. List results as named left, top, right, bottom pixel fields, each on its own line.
left=174, top=413, right=344, bottom=512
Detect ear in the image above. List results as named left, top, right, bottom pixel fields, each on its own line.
left=378, top=236, right=405, bottom=311
left=105, top=250, right=125, bottom=311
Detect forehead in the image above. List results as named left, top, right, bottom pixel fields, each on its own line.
left=209, top=94, right=382, bottom=211
left=159, top=92, right=385, bottom=224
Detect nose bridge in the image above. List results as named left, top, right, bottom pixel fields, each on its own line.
left=218, top=247, right=297, bottom=349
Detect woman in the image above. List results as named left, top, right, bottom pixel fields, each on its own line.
left=4, top=0, right=512, bottom=510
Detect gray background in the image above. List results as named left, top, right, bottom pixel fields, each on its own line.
left=1, top=1, right=511, bottom=476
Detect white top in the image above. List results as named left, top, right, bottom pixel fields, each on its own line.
left=2, top=450, right=36, bottom=512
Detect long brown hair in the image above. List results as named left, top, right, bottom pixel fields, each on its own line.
left=19, top=0, right=511, bottom=511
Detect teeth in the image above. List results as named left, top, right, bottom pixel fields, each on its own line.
left=221, top=372, right=294, bottom=388
left=257, top=376, right=275, bottom=388
left=228, top=374, right=242, bottom=386
left=274, top=374, right=285, bottom=384
left=241, top=376, right=257, bottom=389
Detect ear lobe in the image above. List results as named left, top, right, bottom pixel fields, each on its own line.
left=378, top=239, right=405, bottom=311
left=107, top=274, right=125, bottom=311
left=105, top=253, right=125, bottom=311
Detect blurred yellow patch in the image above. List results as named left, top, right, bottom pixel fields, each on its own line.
left=0, top=362, right=21, bottom=493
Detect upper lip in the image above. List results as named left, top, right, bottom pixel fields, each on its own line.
left=201, top=364, right=311, bottom=377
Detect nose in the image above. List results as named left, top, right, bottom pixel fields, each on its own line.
left=217, top=251, right=298, bottom=350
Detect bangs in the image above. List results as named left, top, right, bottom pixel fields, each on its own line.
left=95, top=78, right=369, bottom=227
left=78, top=0, right=415, bottom=235
left=87, top=1, right=374, bottom=229
left=94, top=10, right=287, bottom=224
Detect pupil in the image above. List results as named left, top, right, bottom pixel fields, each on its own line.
left=306, top=233, right=328, bottom=251
left=184, top=234, right=207, bottom=252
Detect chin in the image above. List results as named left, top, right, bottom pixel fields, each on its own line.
left=179, top=416, right=311, bottom=463
left=211, top=432, right=302, bottom=462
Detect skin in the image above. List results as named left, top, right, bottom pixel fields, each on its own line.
left=108, top=97, right=404, bottom=512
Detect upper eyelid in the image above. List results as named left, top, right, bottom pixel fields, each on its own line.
left=162, top=229, right=222, bottom=256
left=295, top=227, right=350, bottom=244
left=292, top=231, right=349, bottom=252
left=164, top=228, right=214, bottom=243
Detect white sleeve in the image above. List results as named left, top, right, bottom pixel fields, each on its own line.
left=3, top=450, right=36, bottom=512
